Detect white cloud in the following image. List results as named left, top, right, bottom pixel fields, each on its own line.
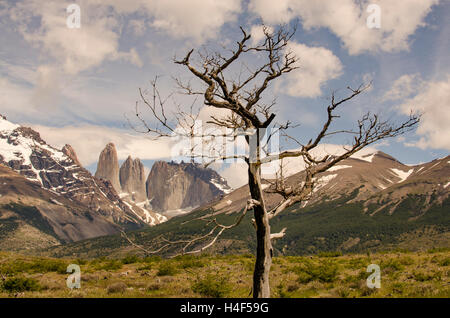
left=4, top=0, right=142, bottom=75
left=399, top=75, right=450, bottom=150
left=249, top=0, right=439, bottom=55
left=249, top=25, right=273, bottom=45
left=383, top=73, right=424, bottom=101
left=128, top=19, right=146, bottom=36
left=220, top=162, right=248, bottom=189
left=0, top=77, right=36, bottom=116
left=280, top=42, right=343, bottom=97
left=29, top=124, right=175, bottom=166
left=143, top=0, right=241, bottom=43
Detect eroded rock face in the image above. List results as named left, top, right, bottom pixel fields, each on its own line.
left=62, top=144, right=81, bottom=167
left=119, top=156, right=147, bottom=202
left=146, top=161, right=231, bottom=211
left=95, top=143, right=121, bottom=193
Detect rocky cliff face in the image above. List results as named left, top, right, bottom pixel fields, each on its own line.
left=119, top=156, right=147, bottom=203
left=146, top=161, right=231, bottom=212
left=62, top=144, right=81, bottom=167
left=95, top=143, right=121, bottom=193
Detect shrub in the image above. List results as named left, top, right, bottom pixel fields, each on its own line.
left=318, top=251, right=342, bottom=258
left=121, top=254, right=141, bottom=265
left=30, top=259, right=68, bottom=274
left=106, top=282, right=127, bottom=294
left=75, top=259, right=88, bottom=266
left=0, top=259, right=68, bottom=275
left=439, top=258, right=450, bottom=266
left=294, top=260, right=339, bottom=283
left=146, top=283, right=161, bottom=291
left=156, top=262, right=178, bottom=276
left=191, top=274, right=231, bottom=298
left=335, top=287, right=351, bottom=298
left=398, top=256, right=414, bottom=266
left=275, top=283, right=289, bottom=298
left=98, top=260, right=122, bottom=271
left=1, top=277, right=41, bottom=292
left=381, top=259, right=404, bottom=272
left=413, top=271, right=441, bottom=282
left=427, top=247, right=449, bottom=254
left=179, top=257, right=205, bottom=269
left=143, top=256, right=162, bottom=263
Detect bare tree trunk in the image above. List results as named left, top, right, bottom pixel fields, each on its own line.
left=248, top=162, right=272, bottom=298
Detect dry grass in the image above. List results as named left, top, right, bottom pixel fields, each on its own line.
left=0, top=250, right=449, bottom=298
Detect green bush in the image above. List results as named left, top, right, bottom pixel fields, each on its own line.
left=156, top=262, right=178, bottom=276
left=318, top=251, right=343, bottom=258
left=413, top=271, right=441, bottom=282
left=381, top=259, right=404, bottom=272
left=143, top=256, right=162, bottom=263
left=1, top=277, right=41, bottom=292
left=0, top=259, right=68, bottom=275
left=294, top=260, right=339, bottom=283
left=439, top=257, right=450, bottom=266
left=427, top=247, right=449, bottom=254
left=97, top=260, right=123, bottom=271
left=121, top=254, right=141, bottom=264
left=176, top=255, right=206, bottom=269
left=30, top=259, right=68, bottom=274
left=191, top=274, right=231, bottom=298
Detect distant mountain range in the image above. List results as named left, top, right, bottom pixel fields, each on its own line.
left=0, top=115, right=448, bottom=256
left=0, top=116, right=231, bottom=252
left=43, top=151, right=449, bottom=258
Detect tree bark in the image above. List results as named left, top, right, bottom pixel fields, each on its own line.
left=248, top=162, right=272, bottom=298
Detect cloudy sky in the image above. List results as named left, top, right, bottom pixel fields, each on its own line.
left=0, top=0, right=449, bottom=187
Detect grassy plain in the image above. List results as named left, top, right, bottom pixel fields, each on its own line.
left=0, top=249, right=449, bottom=298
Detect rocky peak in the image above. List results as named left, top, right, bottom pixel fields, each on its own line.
left=119, top=155, right=147, bottom=202
left=146, top=160, right=231, bottom=212
left=62, top=144, right=81, bottom=167
left=95, top=142, right=121, bottom=193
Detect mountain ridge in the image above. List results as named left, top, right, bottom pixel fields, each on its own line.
left=40, top=151, right=449, bottom=258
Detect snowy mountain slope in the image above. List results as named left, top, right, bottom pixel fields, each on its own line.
left=0, top=116, right=166, bottom=249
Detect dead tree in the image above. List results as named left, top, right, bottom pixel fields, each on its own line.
left=129, top=26, right=420, bottom=298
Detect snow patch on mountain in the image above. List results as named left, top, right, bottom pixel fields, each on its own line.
left=210, top=178, right=232, bottom=194
left=390, top=168, right=413, bottom=183
left=0, top=118, right=19, bottom=132
left=313, top=174, right=337, bottom=193
left=328, top=165, right=352, bottom=172
left=352, top=152, right=377, bottom=162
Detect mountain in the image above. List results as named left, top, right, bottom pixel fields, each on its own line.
left=62, top=144, right=81, bottom=167
left=43, top=151, right=449, bottom=258
left=119, top=156, right=147, bottom=203
left=95, top=143, right=122, bottom=193
left=0, top=116, right=166, bottom=251
left=93, top=141, right=232, bottom=215
left=146, top=160, right=232, bottom=214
